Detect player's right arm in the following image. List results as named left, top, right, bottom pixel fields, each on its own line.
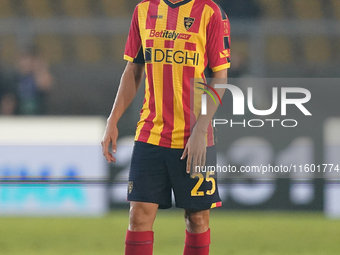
left=101, top=62, right=144, bottom=163
left=102, top=5, right=144, bottom=163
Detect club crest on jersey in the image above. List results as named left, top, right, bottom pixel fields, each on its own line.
left=184, top=17, right=195, bottom=30
left=128, top=181, right=133, bottom=194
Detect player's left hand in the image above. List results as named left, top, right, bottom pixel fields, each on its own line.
left=181, top=127, right=206, bottom=174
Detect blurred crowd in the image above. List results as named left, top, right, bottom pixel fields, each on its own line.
left=216, top=0, right=261, bottom=20
left=0, top=0, right=261, bottom=117
left=216, top=0, right=261, bottom=79
left=0, top=46, right=53, bottom=116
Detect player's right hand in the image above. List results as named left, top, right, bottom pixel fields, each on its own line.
left=101, top=121, right=118, bottom=163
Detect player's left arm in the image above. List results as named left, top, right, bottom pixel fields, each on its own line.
left=181, top=70, right=228, bottom=173
left=181, top=5, right=230, bottom=173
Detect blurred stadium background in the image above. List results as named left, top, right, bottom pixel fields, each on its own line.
left=0, top=0, right=340, bottom=254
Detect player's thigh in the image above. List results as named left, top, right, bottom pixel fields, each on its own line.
left=166, top=146, right=221, bottom=210
left=128, top=141, right=172, bottom=209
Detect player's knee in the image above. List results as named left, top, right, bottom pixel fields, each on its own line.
left=186, top=213, right=205, bottom=227
left=129, top=208, right=150, bottom=227
left=185, top=210, right=209, bottom=233
left=129, top=213, right=147, bottom=230
left=129, top=203, right=157, bottom=231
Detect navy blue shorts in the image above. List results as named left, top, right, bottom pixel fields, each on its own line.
left=127, top=141, right=221, bottom=210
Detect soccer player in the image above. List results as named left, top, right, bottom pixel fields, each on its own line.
left=102, top=0, right=230, bottom=254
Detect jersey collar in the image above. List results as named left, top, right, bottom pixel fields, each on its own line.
left=163, top=0, right=193, bottom=9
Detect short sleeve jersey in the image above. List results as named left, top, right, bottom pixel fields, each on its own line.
left=124, top=0, right=230, bottom=149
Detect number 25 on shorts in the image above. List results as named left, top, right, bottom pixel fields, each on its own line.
left=191, top=171, right=216, bottom=196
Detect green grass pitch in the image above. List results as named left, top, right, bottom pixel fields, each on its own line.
left=0, top=210, right=339, bottom=255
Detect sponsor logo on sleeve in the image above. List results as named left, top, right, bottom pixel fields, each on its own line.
left=219, top=49, right=230, bottom=58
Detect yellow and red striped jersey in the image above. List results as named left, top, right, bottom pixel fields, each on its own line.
left=124, top=0, right=230, bottom=149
